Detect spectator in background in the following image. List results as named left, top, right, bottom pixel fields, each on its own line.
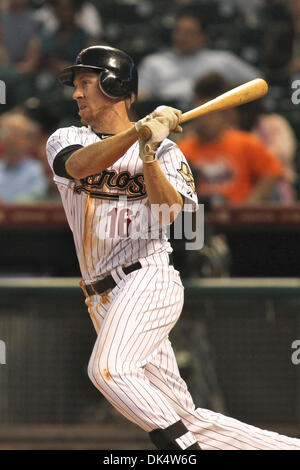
left=138, top=7, right=261, bottom=110
left=34, top=0, right=103, bottom=39
left=252, top=116, right=297, bottom=202
left=237, top=101, right=298, bottom=203
left=177, top=73, right=284, bottom=206
left=28, top=103, right=62, bottom=202
left=0, top=0, right=41, bottom=74
left=40, top=0, right=96, bottom=79
left=0, top=112, right=48, bottom=203
left=258, top=1, right=294, bottom=89
left=286, top=0, right=300, bottom=76
left=0, top=24, right=36, bottom=111
left=0, top=0, right=41, bottom=108
left=229, top=0, right=262, bottom=17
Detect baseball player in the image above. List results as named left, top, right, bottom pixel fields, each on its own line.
left=46, top=45, right=300, bottom=450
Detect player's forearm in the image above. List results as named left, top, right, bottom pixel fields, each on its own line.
left=143, top=160, right=183, bottom=224
left=244, top=175, right=280, bottom=204
left=66, top=126, right=138, bottom=179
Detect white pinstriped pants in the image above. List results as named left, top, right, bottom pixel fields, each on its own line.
left=85, top=253, right=300, bottom=450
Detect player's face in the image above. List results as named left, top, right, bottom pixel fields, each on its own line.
left=73, top=70, right=111, bottom=125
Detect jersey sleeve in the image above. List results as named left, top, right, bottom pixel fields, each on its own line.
left=46, top=126, right=85, bottom=183
left=157, top=139, right=198, bottom=212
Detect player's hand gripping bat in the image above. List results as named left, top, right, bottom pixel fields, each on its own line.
left=66, top=78, right=268, bottom=179
left=136, top=78, right=268, bottom=142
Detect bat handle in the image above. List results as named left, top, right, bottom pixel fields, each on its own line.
left=138, top=125, right=152, bottom=141
left=138, top=121, right=184, bottom=141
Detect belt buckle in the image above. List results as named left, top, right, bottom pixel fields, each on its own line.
left=79, top=279, right=89, bottom=298
left=79, top=279, right=98, bottom=297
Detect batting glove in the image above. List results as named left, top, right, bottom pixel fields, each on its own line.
left=135, top=107, right=183, bottom=164
left=151, top=106, right=183, bottom=134
left=137, top=116, right=176, bottom=163
left=138, top=135, right=159, bottom=164
left=135, top=106, right=183, bottom=140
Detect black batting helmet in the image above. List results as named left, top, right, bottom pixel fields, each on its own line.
left=58, top=45, right=138, bottom=100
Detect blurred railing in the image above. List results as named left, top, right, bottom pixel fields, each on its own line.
left=2, top=203, right=300, bottom=229
left=1, top=203, right=300, bottom=276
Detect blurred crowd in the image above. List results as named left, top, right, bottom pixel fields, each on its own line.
left=0, top=0, right=300, bottom=206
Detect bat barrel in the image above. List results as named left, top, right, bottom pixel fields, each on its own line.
left=181, top=78, right=268, bottom=122
left=138, top=78, right=268, bottom=141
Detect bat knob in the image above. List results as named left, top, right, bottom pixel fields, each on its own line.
left=138, top=125, right=152, bottom=142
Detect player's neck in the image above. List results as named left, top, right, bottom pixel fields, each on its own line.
left=91, top=120, right=133, bottom=135
left=90, top=106, right=133, bottom=134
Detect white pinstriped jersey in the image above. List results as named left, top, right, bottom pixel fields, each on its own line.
left=46, top=125, right=300, bottom=450
left=46, top=125, right=198, bottom=282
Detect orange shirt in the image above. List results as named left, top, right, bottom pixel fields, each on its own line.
left=178, top=129, right=283, bottom=203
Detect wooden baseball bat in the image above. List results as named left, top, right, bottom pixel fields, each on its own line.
left=138, top=78, right=268, bottom=141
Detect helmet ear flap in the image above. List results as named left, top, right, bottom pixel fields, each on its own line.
left=99, top=70, right=130, bottom=99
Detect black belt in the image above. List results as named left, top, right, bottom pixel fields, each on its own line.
left=84, top=254, right=174, bottom=297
